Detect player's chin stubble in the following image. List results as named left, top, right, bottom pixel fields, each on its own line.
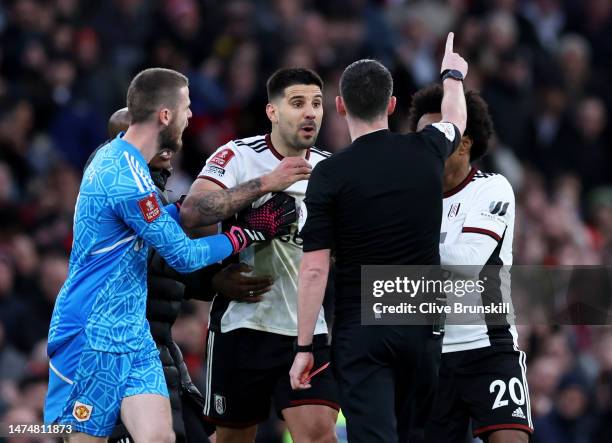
left=158, top=122, right=183, bottom=153
left=291, top=131, right=315, bottom=151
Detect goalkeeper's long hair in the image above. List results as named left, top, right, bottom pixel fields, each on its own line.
left=407, top=85, right=494, bottom=162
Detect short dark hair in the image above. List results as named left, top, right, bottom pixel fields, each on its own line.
left=127, top=68, right=189, bottom=124
left=339, top=59, right=393, bottom=121
left=266, top=68, right=323, bottom=101
left=407, top=85, right=494, bottom=162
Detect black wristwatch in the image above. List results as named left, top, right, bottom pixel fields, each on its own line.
left=294, top=342, right=314, bottom=353
left=440, top=69, right=464, bottom=82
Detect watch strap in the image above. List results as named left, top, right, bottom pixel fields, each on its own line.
left=294, top=342, right=314, bottom=353
left=440, top=69, right=464, bottom=82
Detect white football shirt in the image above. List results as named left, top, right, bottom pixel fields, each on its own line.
left=441, top=168, right=518, bottom=352
left=198, top=134, right=330, bottom=336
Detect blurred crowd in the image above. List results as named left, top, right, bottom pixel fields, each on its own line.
left=0, top=0, right=611, bottom=442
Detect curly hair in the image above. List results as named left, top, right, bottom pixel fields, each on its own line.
left=407, top=85, right=494, bottom=162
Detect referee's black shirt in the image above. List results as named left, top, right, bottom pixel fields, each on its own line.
left=300, top=124, right=460, bottom=318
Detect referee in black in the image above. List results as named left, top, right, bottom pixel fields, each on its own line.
left=289, top=33, right=468, bottom=442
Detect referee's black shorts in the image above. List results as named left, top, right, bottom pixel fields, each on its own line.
left=331, top=322, right=442, bottom=443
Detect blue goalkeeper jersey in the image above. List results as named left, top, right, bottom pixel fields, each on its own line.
left=47, top=135, right=232, bottom=355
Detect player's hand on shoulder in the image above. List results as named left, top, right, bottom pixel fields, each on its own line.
left=440, top=32, right=468, bottom=78
left=212, top=263, right=273, bottom=303
left=262, top=157, right=312, bottom=192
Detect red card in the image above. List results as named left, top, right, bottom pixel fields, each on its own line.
left=303, top=362, right=330, bottom=383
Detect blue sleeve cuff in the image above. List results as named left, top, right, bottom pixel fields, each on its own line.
left=164, top=203, right=180, bottom=223
left=198, top=233, right=233, bottom=264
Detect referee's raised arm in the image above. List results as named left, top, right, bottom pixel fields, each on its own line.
left=290, top=39, right=472, bottom=443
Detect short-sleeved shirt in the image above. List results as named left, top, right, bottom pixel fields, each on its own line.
left=300, top=124, right=460, bottom=317
left=441, top=168, right=517, bottom=352
left=198, top=134, right=330, bottom=336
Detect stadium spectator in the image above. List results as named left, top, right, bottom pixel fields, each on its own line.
left=0, top=323, right=27, bottom=412
left=533, top=373, right=593, bottom=443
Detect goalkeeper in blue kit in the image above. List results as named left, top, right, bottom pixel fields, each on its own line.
left=43, top=68, right=295, bottom=443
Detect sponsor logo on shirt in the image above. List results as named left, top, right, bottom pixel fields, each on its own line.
left=204, top=165, right=226, bottom=177
left=138, top=193, right=161, bottom=223
left=209, top=148, right=235, bottom=169
left=489, top=201, right=509, bottom=216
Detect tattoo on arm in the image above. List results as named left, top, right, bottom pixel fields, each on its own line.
left=193, top=178, right=264, bottom=225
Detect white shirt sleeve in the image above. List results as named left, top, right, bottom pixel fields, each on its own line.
left=440, top=176, right=515, bottom=276
left=440, top=233, right=499, bottom=275
left=461, top=175, right=514, bottom=242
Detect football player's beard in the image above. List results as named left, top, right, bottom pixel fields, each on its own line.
left=158, top=122, right=183, bottom=153
left=284, top=127, right=316, bottom=151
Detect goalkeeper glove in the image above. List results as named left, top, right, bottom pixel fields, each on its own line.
left=223, top=192, right=297, bottom=254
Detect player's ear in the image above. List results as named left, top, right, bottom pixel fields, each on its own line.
left=459, top=135, right=473, bottom=156
left=159, top=108, right=171, bottom=127
left=387, top=96, right=397, bottom=116
left=266, top=103, right=278, bottom=124
left=335, top=96, right=346, bottom=117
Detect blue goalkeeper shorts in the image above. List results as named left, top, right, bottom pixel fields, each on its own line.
left=44, top=333, right=168, bottom=437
